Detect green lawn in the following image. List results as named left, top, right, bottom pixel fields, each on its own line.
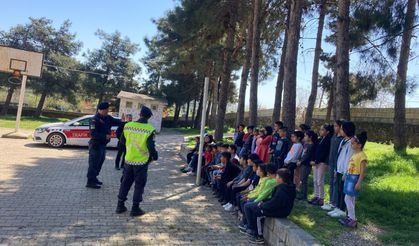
left=289, top=142, right=419, bottom=246
left=174, top=126, right=235, bottom=137
left=0, top=115, right=68, bottom=129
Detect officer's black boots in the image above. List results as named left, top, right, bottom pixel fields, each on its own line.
left=86, top=182, right=101, bottom=189
left=94, top=179, right=103, bottom=185
left=116, top=201, right=127, bottom=214
left=130, top=204, right=145, bottom=217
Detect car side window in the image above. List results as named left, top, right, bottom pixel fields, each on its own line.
left=75, top=118, right=90, bottom=126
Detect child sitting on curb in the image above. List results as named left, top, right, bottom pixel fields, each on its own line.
left=240, top=168, right=296, bottom=244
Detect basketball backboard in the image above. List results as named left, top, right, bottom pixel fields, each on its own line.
left=0, top=45, right=44, bottom=77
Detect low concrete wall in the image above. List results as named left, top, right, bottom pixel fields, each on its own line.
left=179, top=143, right=189, bottom=160
left=264, top=218, right=322, bottom=246
left=0, top=105, right=86, bottom=119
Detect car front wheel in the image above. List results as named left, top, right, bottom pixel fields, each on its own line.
left=47, top=133, right=65, bottom=148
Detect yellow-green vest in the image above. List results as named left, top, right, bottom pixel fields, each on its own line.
left=123, top=121, right=155, bottom=165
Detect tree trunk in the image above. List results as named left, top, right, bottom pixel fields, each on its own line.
left=305, top=0, right=326, bottom=125
left=209, top=77, right=219, bottom=128
left=318, top=88, right=324, bottom=108
left=194, top=87, right=204, bottom=129
left=236, top=8, right=254, bottom=127
left=1, top=85, right=16, bottom=115
left=248, top=0, right=262, bottom=126
left=394, top=0, right=416, bottom=152
left=214, top=0, right=239, bottom=141
left=185, top=101, right=190, bottom=125
left=332, top=73, right=338, bottom=120
left=191, top=99, right=197, bottom=128
left=272, top=2, right=291, bottom=123
left=282, top=0, right=304, bottom=131
left=335, top=0, right=351, bottom=120
left=173, top=103, right=181, bottom=126
left=326, top=86, right=334, bottom=122
left=35, top=90, right=48, bottom=118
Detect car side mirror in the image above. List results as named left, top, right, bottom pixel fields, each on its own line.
left=73, top=122, right=80, bottom=126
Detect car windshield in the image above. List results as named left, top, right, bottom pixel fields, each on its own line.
left=65, top=116, right=92, bottom=124
left=64, top=115, right=120, bottom=124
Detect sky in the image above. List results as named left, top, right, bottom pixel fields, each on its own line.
left=1, top=0, right=418, bottom=108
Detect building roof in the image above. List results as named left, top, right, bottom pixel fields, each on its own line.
left=117, top=91, right=167, bottom=105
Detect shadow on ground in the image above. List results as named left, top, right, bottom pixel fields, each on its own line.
left=0, top=129, right=248, bottom=245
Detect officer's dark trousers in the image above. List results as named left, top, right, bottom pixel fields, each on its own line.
left=87, top=141, right=106, bottom=183
left=118, top=164, right=149, bottom=205
left=115, top=142, right=126, bottom=168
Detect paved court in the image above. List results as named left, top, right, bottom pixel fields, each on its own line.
left=0, top=129, right=249, bottom=245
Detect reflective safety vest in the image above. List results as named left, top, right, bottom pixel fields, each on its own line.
left=123, top=121, right=155, bottom=165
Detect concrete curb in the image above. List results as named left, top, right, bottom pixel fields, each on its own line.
left=179, top=142, right=322, bottom=246
left=179, top=143, right=189, bottom=160
left=264, top=217, right=322, bottom=246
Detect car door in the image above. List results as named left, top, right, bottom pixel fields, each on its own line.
left=63, top=117, right=91, bottom=146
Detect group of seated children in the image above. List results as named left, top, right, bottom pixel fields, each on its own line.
left=181, top=119, right=368, bottom=243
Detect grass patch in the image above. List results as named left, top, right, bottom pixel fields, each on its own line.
left=289, top=142, right=419, bottom=245
left=174, top=126, right=235, bottom=137
left=0, top=115, right=68, bottom=129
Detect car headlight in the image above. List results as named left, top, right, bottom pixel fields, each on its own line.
left=35, top=128, right=49, bottom=133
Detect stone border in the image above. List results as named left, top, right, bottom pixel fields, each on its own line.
left=264, top=217, right=322, bottom=246
left=179, top=143, right=189, bottom=160
left=179, top=143, right=322, bottom=246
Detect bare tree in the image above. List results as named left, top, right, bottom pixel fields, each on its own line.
left=272, top=2, right=290, bottom=123
left=236, top=5, right=254, bottom=127
left=394, top=0, right=416, bottom=152
left=214, top=0, right=239, bottom=140
left=248, top=0, right=262, bottom=126
left=282, top=0, right=304, bottom=130
left=334, top=0, right=351, bottom=120
left=305, top=0, right=327, bottom=125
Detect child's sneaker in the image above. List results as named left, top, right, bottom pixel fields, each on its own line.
left=225, top=204, right=235, bottom=212
left=248, top=235, right=264, bottom=244
left=338, top=216, right=351, bottom=225
left=223, top=202, right=231, bottom=207
left=327, top=208, right=340, bottom=216
left=321, top=203, right=335, bottom=211
left=342, top=218, right=357, bottom=228
left=308, top=197, right=318, bottom=204
left=313, top=198, right=324, bottom=206
left=330, top=209, right=346, bottom=218
left=238, top=222, right=247, bottom=231
left=241, top=229, right=254, bottom=237
left=224, top=203, right=233, bottom=211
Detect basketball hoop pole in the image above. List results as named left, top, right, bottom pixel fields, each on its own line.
left=196, top=77, right=209, bottom=186
left=15, top=75, right=27, bottom=132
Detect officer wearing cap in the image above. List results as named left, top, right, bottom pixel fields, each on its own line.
left=86, top=102, right=121, bottom=189
left=116, top=106, right=158, bottom=216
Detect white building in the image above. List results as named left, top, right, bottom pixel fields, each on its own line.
left=117, top=91, right=167, bottom=133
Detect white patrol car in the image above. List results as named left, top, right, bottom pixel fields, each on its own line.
left=33, top=115, right=119, bottom=148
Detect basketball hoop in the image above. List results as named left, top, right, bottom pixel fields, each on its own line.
left=7, top=70, right=22, bottom=85
left=0, top=46, right=44, bottom=137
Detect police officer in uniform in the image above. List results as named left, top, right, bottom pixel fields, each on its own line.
left=116, top=106, right=158, bottom=216
left=86, top=102, right=121, bottom=189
